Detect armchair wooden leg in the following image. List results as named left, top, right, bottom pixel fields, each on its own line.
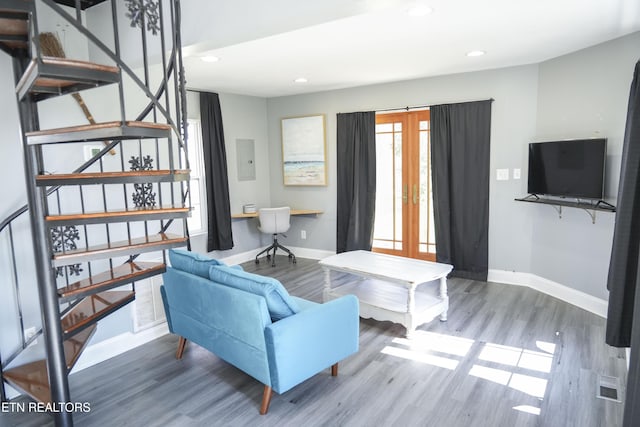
left=176, top=337, right=187, bottom=359
left=331, top=363, right=339, bottom=377
left=260, top=385, right=273, bottom=415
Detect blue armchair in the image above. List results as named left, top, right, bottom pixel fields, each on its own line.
left=161, top=250, right=359, bottom=414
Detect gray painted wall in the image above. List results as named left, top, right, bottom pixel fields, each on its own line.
left=264, top=32, right=639, bottom=300
left=531, top=32, right=640, bottom=299
left=266, top=65, right=540, bottom=275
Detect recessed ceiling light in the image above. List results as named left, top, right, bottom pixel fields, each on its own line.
left=407, top=4, right=433, bottom=17
left=201, top=55, right=220, bottom=63
left=294, top=77, right=308, bottom=83
left=466, top=50, right=486, bottom=57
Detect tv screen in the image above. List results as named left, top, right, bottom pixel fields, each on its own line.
left=527, top=138, right=606, bottom=199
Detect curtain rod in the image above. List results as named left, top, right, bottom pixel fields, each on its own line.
left=343, top=98, right=495, bottom=114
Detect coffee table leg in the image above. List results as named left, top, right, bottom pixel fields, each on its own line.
left=439, top=276, right=448, bottom=321
left=406, top=285, right=416, bottom=338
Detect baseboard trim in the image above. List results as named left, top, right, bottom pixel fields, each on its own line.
left=488, top=269, right=608, bottom=318
left=221, top=246, right=335, bottom=265
left=219, top=249, right=260, bottom=266
left=288, top=246, right=335, bottom=260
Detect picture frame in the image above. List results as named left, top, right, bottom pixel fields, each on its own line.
left=281, top=114, right=327, bottom=186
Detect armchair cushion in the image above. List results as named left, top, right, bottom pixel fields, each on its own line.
left=169, top=249, right=225, bottom=278
left=209, top=265, right=300, bottom=320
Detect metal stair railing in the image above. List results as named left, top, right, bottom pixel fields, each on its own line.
left=0, top=2, right=190, bottom=425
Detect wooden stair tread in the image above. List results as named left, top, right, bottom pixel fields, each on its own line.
left=17, top=56, right=120, bottom=100
left=25, top=121, right=172, bottom=145
left=3, top=325, right=96, bottom=404
left=61, top=291, right=135, bottom=337
left=27, top=121, right=170, bottom=137
left=36, top=169, right=190, bottom=185
left=63, top=325, right=97, bottom=368
left=0, top=17, right=27, bottom=35
left=0, top=16, right=28, bottom=50
left=52, top=232, right=187, bottom=266
left=40, top=56, right=119, bottom=73
left=58, top=261, right=165, bottom=300
left=46, top=206, right=189, bottom=225
left=4, top=360, right=52, bottom=404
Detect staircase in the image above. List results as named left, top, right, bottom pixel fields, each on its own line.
left=0, top=1, right=189, bottom=426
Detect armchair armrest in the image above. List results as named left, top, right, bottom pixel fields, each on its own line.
left=264, top=295, right=359, bottom=394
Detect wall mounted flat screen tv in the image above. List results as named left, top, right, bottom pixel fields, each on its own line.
left=527, top=138, right=606, bottom=199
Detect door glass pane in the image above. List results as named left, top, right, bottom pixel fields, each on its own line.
left=373, top=121, right=402, bottom=250
left=394, top=131, right=403, bottom=246
left=418, top=122, right=435, bottom=253
left=374, top=133, right=394, bottom=243
left=376, top=123, right=393, bottom=133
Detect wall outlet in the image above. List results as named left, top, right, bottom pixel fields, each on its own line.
left=301, top=230, right=307, bottom=240
left=24, top=327, right=37, bottom=347
left=496, top=168, right=510, bottom=181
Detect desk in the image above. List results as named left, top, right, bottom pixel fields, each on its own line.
left=231, top=209, right=323, bottom=219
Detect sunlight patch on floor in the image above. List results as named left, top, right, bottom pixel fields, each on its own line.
left=513, top=405, right=541, bottom=415
left=380, top=345, right=459, bottom=370
left=391, top=331, right=474, bottom=357
left=468, top=365, right=511, bottom=385
left=509, top=373, right=548, bottom=398
left=380, top=332, right=556, bottom=416
left=479, top=343, right=553, bottom=374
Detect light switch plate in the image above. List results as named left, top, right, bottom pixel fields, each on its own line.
left=496, top=169, right=509, bottom=181
left=513, top=168, right=521, bottom=180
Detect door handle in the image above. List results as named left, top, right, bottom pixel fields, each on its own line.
left=413, top=184, right=418, bottom=205
left=403, top=184, right=408, bottom=204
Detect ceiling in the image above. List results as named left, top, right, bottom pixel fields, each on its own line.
left=181, top=0, right=640, bottom=98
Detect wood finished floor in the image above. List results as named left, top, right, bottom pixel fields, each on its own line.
left=1, top=256, right=627, bottom=427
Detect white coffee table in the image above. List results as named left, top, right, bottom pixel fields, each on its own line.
left=319, top=250, right=453, bottom=338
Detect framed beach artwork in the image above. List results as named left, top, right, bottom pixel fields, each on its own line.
left=281, top=114, right=327, bottom=186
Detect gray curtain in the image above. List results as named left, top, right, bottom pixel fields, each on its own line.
left=336, top=112, right=376, bottom=253
left=607, top=60, right=640, bottom=348
left=430, top=100, right=492, bottom=281
left=606, top=60, right=640, bottom=427
left=199, top=92, right=233, bottom=251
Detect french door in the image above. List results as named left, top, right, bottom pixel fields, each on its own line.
left=372, top=110, right=436, bottom=261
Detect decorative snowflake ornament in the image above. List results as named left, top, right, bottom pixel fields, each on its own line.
left=50, top=225, right=83, bottom=278
left=130, top=155, right=157, bottom=208
left=125, top=0, right=160, bottom=35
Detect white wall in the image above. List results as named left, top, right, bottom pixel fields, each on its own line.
left=266, top=65, right=540, bottom=275
left=531, top=32, right=640, bottom=299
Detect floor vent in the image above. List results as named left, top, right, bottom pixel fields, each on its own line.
left=597, top=375, right=621, bottom=402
